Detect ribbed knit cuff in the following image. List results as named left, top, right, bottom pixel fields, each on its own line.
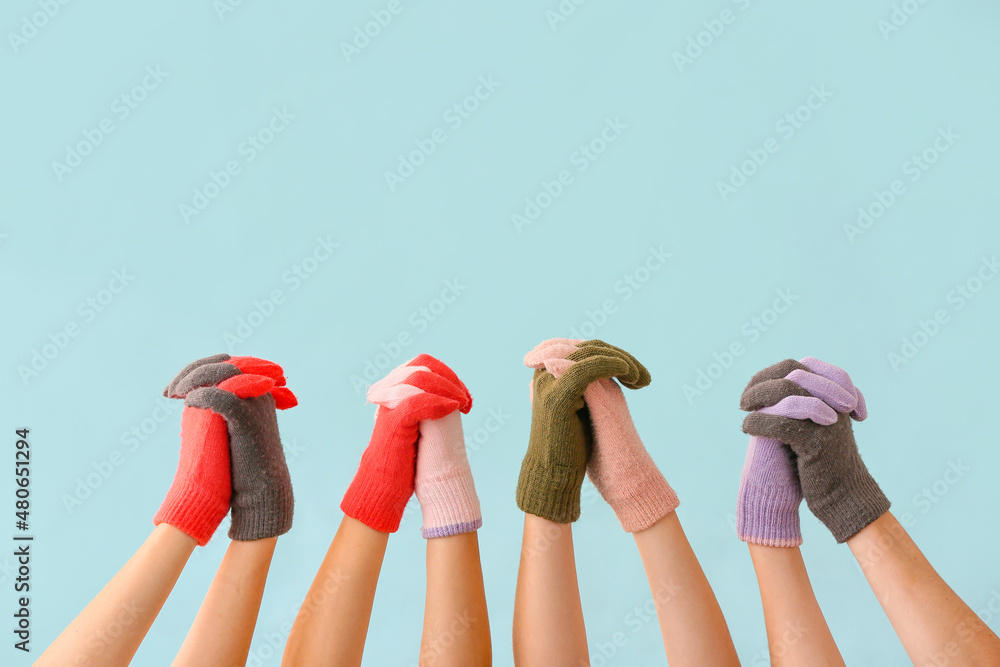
left=340, top=475, right=409, bottom=533
left=736, top=480, right=802, bottom=547
left=153, top=483, right=230, bottom=547
left=601, top=468, right=680, bottom=533
left=417, top=468, right=482, bottom=539
left=229, top=485, right=294, bottom=541
left=811, top=470, right=890, bottom=543
left=516, top=462, right=584, bottom=523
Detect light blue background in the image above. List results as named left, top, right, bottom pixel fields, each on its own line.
left=2, top=0, right=999, bottom=665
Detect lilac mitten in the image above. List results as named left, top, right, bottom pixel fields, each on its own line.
left=737, top=436, right=804, bottom=546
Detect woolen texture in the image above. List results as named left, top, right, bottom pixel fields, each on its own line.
left=736, top=436, right=802, bottom=547
left=153, top=406, right=232, bottom=546
left=583, top=378, right=679, bottom=532
left=157, top=354, right=298, bottom=543
left=518, top=339, right=650, bottom=523
left=186, top=386, right=295, bottom=541
left=741, top=358, right=889, bottom=543
left=342, top=355, right=471, bottom=533
left=416, top=412, right=482, bottom=538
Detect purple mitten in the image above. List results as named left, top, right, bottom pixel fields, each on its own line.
left=737, top=436, right=803, bottom=546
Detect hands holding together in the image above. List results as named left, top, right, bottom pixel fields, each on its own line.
left=737, top=357, right=888, bottom=544
left=737, top=357, right=1000, bottom=666
left=341, top=353, right=478, bottom=536
left=518, top=338, right=679, bottom=531
left=41, top=346, right=1000, bottom=667
left=156, top=353, right=298, bottom=544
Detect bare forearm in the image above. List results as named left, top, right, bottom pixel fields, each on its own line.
left=747, top=544, right=844, bottom=666
left=848, top=511, right=1000, bottom=664
left=173, top=537, right=277, bottom=667
left=37, top=524, right=196, bottom=666
left=421, top=533, right=491, bottom=666
left=513, top=515, right=588, bottom=666
left=281, top=517, right=388, bottom=667
left=632, top=512, right=739, bottom=667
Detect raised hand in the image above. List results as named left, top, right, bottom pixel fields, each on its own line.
left=524, top=338, right=678, bottom=531
left=156, top=354, right=298, bottom=544
left=740, top=357, right=887, bottom=543
left=341, top=354, right=472, bottom=533
left=518, top=339, right=653, bottom=524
